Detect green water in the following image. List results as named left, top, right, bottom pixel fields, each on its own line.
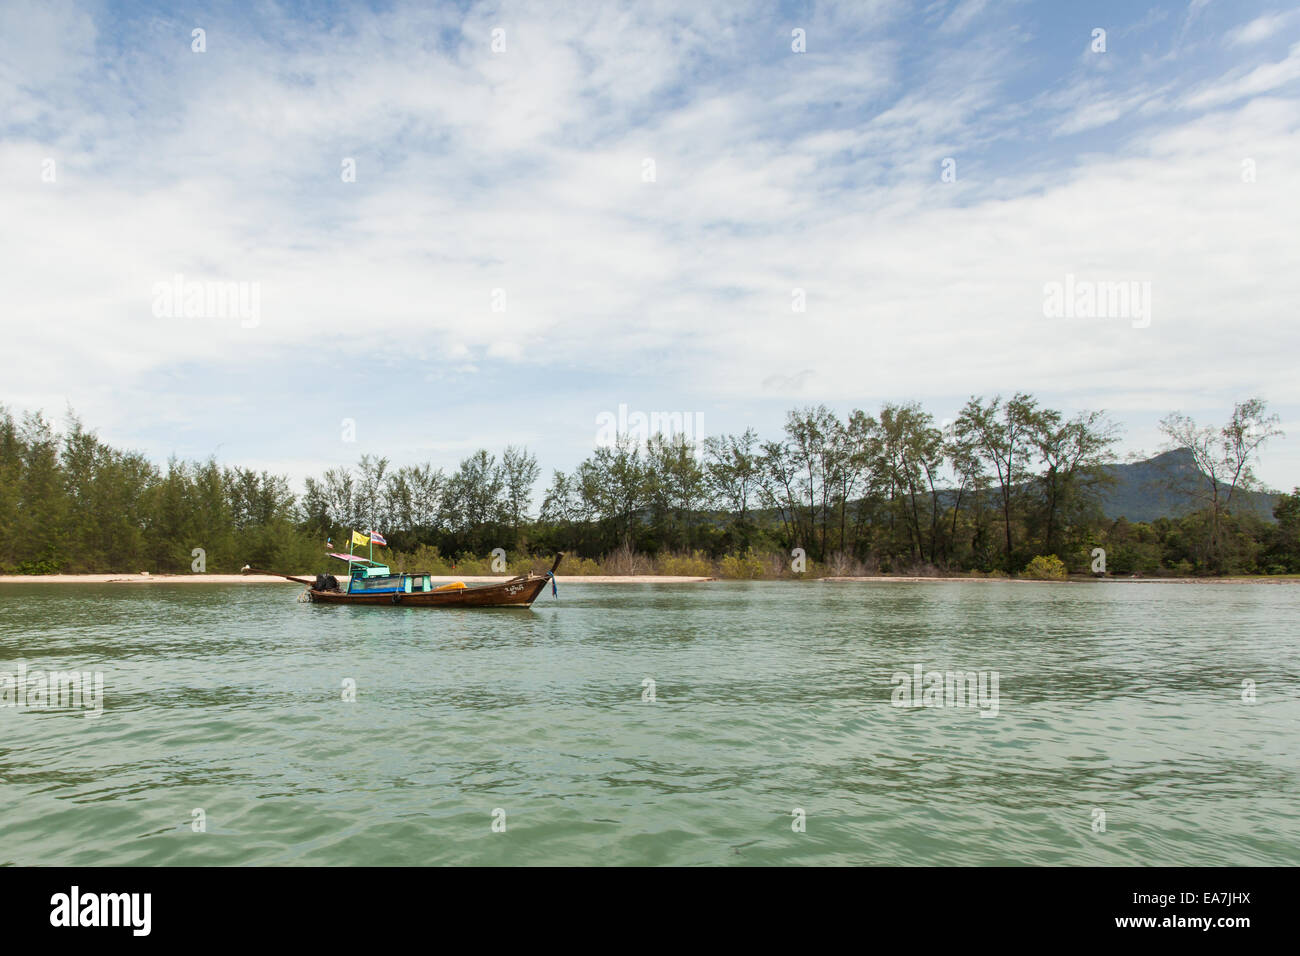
left=1, top=580, right=1297, bottom=866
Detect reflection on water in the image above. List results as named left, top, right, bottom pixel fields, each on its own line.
left=0, top=580, right=1297, bottom=865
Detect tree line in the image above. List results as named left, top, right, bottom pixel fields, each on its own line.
left=0, top=397, right=1293, bottom=576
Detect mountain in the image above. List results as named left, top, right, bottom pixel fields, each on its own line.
left=1097, top=448, right=1279, bottom=523
left=743, top=448, right=1281, bottom=526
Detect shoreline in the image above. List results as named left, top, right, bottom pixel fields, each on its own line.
left=0, top=573, right=1295, bottom=585
left=0, top=573, right=718, bottom=585
left=821, top=575, right=1300, bottom=584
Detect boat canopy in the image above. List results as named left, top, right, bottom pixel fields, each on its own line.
left=328, top=552, right=384, bottom=565
left=327, top=553, right=392, bottom=577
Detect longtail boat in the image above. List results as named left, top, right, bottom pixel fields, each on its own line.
left=244, top=552, right=563, bottom=608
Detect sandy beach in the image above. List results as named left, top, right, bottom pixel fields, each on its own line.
left=2, top=573, right=1291, bottom=586
left=821, top=575, right=1016, bottom=583
left=820, top=575, right=1299, bottom=584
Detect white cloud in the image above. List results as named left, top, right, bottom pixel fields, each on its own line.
left=1182, top=41, right=1300, bottom=108
left=1, top=0, right=1297, bottom=486
left=1227, top=11, right=1299, bottom=46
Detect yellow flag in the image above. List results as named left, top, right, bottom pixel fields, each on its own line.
left=352, top=530, right=369, bottom=547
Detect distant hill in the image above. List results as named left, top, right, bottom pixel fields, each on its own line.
left=1097, top=448, right=1279, bottom=523
left=742, top=447, right=1281, bottom=526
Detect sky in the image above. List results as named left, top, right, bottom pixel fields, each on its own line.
left=2, top=0, right=1299, bottom=492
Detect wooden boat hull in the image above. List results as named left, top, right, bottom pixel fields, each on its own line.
left=243, top=553, right=563, bottom=610
left=307, top=573, right=551, bottom=608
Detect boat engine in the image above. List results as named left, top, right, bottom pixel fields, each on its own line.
left=314, top=573, right=340, bottom=592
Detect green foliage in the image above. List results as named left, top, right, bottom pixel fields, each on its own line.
left=1158, top=401, right=1284, bottom=571
left=656, top=550, right=714, bottom=576
left=1022, top=554, right=1068, bottom=580
left=557, top=555, right=603, bottom=576
left=388, top=544, right=451, bottom=575
left=15, top=558, right=62, bottom=575
left=718, top=550, right=767, bottom=579
left=1268, top=488, right=1300, bottom=572
left=0, top=399, right=1287, bottom=578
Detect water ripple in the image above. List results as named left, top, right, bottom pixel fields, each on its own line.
left=0, top=581, right=1297, bottom=864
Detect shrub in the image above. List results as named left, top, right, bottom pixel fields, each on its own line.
left=390, top=544, right=451, bottom=574
left=656, top=550, right=715, bottom=577
left=718, top=550, right=766, bottom=579
left=601, top=545, right=652, bottom=575
left=449, top=555, right=494, bottom=575
left=15, top=558, right=63, bottom=575
left=562, top=556, right=604, bottom=576
left=823, top=550, right=878, bottom=577
left=1022, top=554, right=1068, bottom=581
